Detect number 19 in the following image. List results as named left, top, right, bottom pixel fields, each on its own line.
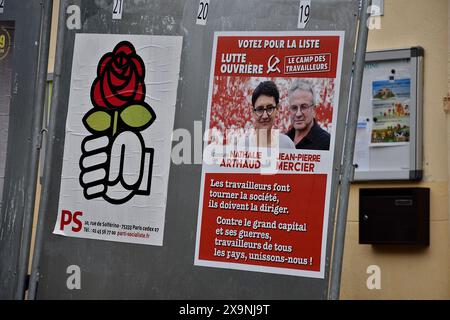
left=299, top=4, right=310, bottom=24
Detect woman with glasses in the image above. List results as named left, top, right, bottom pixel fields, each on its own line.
left=246, top=81, right=295, bottom=150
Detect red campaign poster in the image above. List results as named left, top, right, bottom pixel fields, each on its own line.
left=195, top=31, right=345, bottom=278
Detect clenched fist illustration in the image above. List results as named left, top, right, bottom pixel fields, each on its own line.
left=79, top=41, right=156, bottom=204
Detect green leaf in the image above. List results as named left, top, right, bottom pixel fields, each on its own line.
left=120, top=105, right=153, bottom=128
left=85, top=110, right=111, bottom=132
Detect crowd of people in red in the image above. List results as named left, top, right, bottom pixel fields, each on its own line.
left=208, top=76, right=335, bottom=138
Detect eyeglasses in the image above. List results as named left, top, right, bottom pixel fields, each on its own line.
left=289, top=104, right=315, bottom=114
left=253, top=104, right=278, bottom=117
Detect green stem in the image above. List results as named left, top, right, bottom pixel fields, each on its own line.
left=112, top=110, right=118, bottom=136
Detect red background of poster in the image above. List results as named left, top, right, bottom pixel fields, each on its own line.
left=208, top=33, right=341, bottom=140
left=198, top=173, right=327, bottom=272
left=215, top=35, right=340, bottom=78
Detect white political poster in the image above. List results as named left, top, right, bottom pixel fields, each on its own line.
left=53, top=34, right=182, bottom=245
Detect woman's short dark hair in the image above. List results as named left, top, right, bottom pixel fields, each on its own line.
left=252, top=81, right=280, bottom=107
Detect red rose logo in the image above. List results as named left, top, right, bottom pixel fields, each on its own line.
left=91, top=41, right=146, bottom=109
left=84, top=41, right=156, bottom=136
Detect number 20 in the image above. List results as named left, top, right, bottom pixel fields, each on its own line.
left=197, top=1, right=209, bottom=20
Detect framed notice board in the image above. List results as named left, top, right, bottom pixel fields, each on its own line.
left=352, top=47, right=424, bottom=181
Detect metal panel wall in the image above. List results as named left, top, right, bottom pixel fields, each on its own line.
left=35, top=0, right=359, bottom=299
left=0, top=0, right=45, bottom=299
left=0, top=20, right=14, bottom=223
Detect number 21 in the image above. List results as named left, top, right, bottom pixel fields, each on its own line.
left=113, top=0, right=123, bottom=14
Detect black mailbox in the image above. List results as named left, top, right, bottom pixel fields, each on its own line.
left=359, top=188, right=429, bottom=245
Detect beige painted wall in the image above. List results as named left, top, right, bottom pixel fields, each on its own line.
left=340, top=0, right=450, bottom=299
left=47, top=0, right=59, bottom=74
